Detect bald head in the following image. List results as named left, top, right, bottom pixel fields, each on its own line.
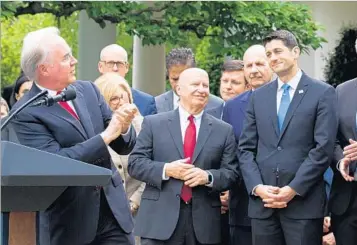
left=98, top=44, right=129, bottom=77
left=100, top=44, right=127, bottom=62
left=178, top=68, right=209, bottom=85
left=176, top=68, right=210, bottom=114
left=243, top=44, right=273, bottom=89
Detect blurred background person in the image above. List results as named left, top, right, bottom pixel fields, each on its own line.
left=208, top=59, right=250, bottom=119
left=222, top=44, right=273, bottom=245
left=98, top=44, right=157, bottom=116
left=9, top=70, right=33, bottom=108
left=95, top=72, right=145, bottom=245
left=155, top=47, right=223, bottom=113
left=220, top=59, right=250, bottom=101
left=1, top=97, right=10, bottom=119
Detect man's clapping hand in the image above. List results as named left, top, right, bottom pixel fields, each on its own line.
left=101, top=103, right=137, bottom=145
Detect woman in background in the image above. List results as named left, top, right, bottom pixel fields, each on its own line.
left=95, top=73, right=145, bottom=244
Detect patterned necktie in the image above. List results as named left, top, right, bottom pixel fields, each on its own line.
left=181, top=115, right=196, bottom=202
left=277, top=84, right=291, bottom=132
left=56, top=91, right=79, bottom=120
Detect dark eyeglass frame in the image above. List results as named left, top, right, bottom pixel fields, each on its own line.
left=101, top=60, right=128, bottom=69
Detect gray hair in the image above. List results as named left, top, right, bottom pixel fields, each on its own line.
left=20, top=27, right=61, bottom=81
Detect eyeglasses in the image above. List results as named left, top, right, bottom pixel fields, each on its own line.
left=101, top=60, right=127, bottom=69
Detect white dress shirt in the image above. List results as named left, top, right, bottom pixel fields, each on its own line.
left=173, top=92, right=180, bottom=110
left=162, top=105, right=213, bottom=186
left=276, top=69, right=302, bottom=112
left=35, top=82, right=77, bottom=114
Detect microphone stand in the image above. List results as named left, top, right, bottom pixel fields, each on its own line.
left=1, top=90, right=48, bottom=131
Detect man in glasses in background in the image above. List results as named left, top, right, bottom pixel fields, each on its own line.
left=98, top=44, right=157, bottom=116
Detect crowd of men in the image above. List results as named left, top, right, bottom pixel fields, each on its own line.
left=1, top=26, right=357, bottom=245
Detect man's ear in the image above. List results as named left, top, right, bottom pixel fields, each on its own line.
left=124, top=63, right=130, bottom=76
left=38, top=64, right=49, bottom=77
left=98, top=61, right=104, bottom=74
left=292, top=46, right=300, bottom=59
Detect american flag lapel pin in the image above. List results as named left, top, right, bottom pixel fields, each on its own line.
left=298, top=90, right=304, bottom=94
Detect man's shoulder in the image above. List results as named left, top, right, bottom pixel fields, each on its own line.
left=155, top=90, right=172, bottom=100
left=205, top=112, right=233, bottom=131
left=144, top=109, right=175, bottom=122
left=132, top=88, right=155, bottom=101
left=225, top=91, right=251, bottom=107
left=336, top=77, right=357, bottom=92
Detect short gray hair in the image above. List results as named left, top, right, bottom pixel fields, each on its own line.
left=20, top=27, right=61, bottom=81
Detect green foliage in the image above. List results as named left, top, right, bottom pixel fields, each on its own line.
left=1, top=1, right=326, bottom=95
left=324, top=26, right=357, bottom=87
left=1, top=12, right=79, bottom=87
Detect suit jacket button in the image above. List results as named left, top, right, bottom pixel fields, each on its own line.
left=176, top=194, right=180, bottom=199
left=277, top=146, right=282, bottom=151
left=118, top=165, right=123, bottom=169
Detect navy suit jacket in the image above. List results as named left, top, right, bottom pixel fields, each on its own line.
left=132, top=88, right=157, bottom=116
left=10, top=81, right=136, bottom=245
left=222, top=90, right=252, bottom=226
left=239, top=73, right=338, bottom=219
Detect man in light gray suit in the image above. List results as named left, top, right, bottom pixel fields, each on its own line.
left=155, top=48, right=223, bottom=113
left=128, top=68, right=239, bottom=245
left=238, top=30, right=337, bottom=245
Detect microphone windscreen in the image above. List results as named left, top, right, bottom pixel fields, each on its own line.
left=63, top=89, right=76, bottom=101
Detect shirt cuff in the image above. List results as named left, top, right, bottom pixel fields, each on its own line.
left=252, top=184, right=262, bottom=196
left=162, top=164, right=170, bottom=180
left=336, top=159, right=342, bottom=171
left=121, top=124, right=132, bottom=136
left=205, top=171, right=214, bottom=187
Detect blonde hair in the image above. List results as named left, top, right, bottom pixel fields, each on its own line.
left=0, top=97, right=9, bottom=113
left=94, top=72, right=133, bottom=105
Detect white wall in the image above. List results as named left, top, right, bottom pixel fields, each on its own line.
left=298, top=1, right=357, bottom=80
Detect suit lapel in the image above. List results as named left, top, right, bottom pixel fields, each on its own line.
left=167, top=110, right=184, bottom=158
left=31, top=84, right=88, bottom=139
left=192, top=112, right=213, bottom=163
left=70, top=85, right=96, bottom=138
left=266, top=81, right=280, bottom=137
left=278, top=74, right=309, bottom=139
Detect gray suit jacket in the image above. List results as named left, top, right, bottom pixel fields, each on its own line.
left=155, top=90, right=224, bottom=113
left=128, top=110, right=239, bottom=244
left=239, top=73, right=338, bottom=220
left=330, top=78, right=357, bottom=216
left=11, top=81, right=135, bottom=245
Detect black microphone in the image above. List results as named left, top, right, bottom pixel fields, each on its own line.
left=31, top=89, right=77, bottom=107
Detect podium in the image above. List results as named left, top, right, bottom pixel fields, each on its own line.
left=1, top=141, right=112, bottom=245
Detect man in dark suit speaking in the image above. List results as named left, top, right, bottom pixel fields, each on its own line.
left=128, top=68, right=239, bottom=245
left=11, top=27, right=137, bottom=245
left=238, top=30, right=338, bottom=245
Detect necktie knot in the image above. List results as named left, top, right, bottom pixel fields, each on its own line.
left=188, top=115, right=195, bottom=123
left=282, top=84, right=290, bottom=92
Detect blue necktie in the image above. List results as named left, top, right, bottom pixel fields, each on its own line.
left=278, top=84, right=291, bottom=132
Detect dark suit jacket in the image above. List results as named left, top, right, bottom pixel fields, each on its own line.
left=222, top=90, right=252, bottom=227
left=10, top=81, right=136, bottom=245
left=155, top=90, right=224, bottom=113
left=132, top=88, right=157, bottom=116
left=239, top=73, right=338, bottom=219
left=330, top=78, right=357, bottom=216
left=128, top=110, right=239, bottom=244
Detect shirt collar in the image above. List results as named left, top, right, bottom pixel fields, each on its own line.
left=277, top=69, right=302, bottom=91
left=178, top=105, right=204, bottom=121
left=35, top=82, right=61, bottom=97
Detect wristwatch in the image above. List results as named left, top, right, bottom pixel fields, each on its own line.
left=206, top=171, right=213, bottom=184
